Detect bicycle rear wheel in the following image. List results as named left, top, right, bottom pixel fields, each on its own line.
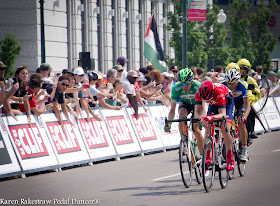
left=179, top=139, right=192, bottom=188
left=219, top=140, right=229, bottom=189
left=202, top=137, right=215, bottom=192
left=256, top=78, right=270, bottom=113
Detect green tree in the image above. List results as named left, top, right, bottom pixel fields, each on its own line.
left=249, top=0, right=278, bottom=73
left=0, top=32, right=21, bottom=79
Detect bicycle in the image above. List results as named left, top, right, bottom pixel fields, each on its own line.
left=228, top=111, right=246, bottom=180
left=255, top=78, right=270, bottom=114
left=165, top=117, right=202, bottom=188
left=202, top=117, right=229, bottom=192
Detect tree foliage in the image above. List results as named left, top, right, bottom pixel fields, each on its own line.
left=0, top=32, right=21, bottom=78
left=166, top=0, right=278, bottom=73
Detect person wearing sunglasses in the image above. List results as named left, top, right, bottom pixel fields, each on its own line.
left=165, top=68, right=203, bottom=152
left=47, top=76, right=74, bottom=133
left=220, top=63, right=250, bottom=162
left=237, top=58, right=261, bottom=143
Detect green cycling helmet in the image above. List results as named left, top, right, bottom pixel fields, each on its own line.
left=178, top=68, right=194, bottom=83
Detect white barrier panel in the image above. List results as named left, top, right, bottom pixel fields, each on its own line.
left=77, top=110, right=117, bottom=161
left=101, top=108, right=142, bottom=157
left=0, top=117, right=21, bottom=178
left=147, top=105, right=180, bottom=149
left=126, top=107, right=165, bottom=153
left=252, top=102, right=267, bottom=134
left=3, top=115, right=59, bottom=173
left=41, top=112, right=90, bottom=167
left=262, top=97, right=280, bottom=130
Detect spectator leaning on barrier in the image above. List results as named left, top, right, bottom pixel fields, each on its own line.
left=47, top=76, right=74, bottom=133
left=161, top=72, right=174, bottom=101
left=123, top=70, right=139, bottom=119
left=10, top=66, right=32, bottom=124
left=196, top=67, right=205, bottom=81
left=40, top=63, right=53, bottom=89
left=215, top=65, right=224, bottom=74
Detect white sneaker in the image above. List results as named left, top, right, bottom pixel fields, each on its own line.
left=239, top=148, right=248, bottom=162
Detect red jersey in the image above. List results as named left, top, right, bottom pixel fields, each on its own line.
left=195, top=83, right=232, bottom=108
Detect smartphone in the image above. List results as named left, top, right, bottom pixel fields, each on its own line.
left=48, top=97, right=52, bottom=103
left=29, top=96, right=33, bottom=101
left=56, top=73, right=61, bottom=77
left=12, top=77, right=18, bottom=85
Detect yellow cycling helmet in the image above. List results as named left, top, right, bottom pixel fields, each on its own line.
left=225, top=62, right=240, bottom=72
left=237, top=58, right=251, bottom=70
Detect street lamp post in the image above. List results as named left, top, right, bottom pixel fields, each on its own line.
left=182, top=0, right=188, bottom=69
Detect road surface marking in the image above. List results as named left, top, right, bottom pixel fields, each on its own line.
left=272, top=149, right=280, bottom=153
left=153, top=172, right=189, bottom=181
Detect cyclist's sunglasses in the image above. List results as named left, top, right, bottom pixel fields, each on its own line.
left=180, top=83, right=189, bottom=87
left=227, top=82, right=237, bottom=85
left=239, top=65, right=249, bottom=70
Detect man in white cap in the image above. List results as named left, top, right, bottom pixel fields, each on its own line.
left=123, top=70, right=139, bottom=119
left=161, top=72, right=174, bottom=101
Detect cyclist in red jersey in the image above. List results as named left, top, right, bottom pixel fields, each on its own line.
left=194, top=80, right=235, bottom=171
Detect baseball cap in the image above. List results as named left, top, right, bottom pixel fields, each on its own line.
left=169, top=65, right=179, bottom=72
left=62, top=69, right=74, bottom=75
left=73, top=67, right=85, bottom=75
left=138, top=74, right=147, bottom=82
left=0, top=61, right=8, bottom=69
left=268, top=71, right=277, bottom=76
left=113, top=64, right=123, bottom=71
left=162, top=72, right=174, bottom=78
left=117, top=56, right=129, bottom=65
left=39, top=63, right=52, bottom=71
left=127, top=70, right=139, bottom=78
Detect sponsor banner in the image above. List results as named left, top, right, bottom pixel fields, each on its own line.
left=261, top=97, right=280, bottom=130
left=100, top=108, right=142, bottom=156
left=126, top=107, right=164, bottom=152
left=147, top=105, right=180, bottom=148
left=77, top=110, right=117, bottom=161
left=188, top=0, right=207, bottom=21
left=3, top=115, right=58, bottom=172
left=0, top=117, right=21, bottom=177
left=41, top=112, right=90, bottom=166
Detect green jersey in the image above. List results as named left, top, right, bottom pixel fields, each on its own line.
left=171, top=80, right=201, bottom=105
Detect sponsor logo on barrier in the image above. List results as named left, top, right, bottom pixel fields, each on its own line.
left=46, top=122, right=81, bottom=154
left=8, top=124, right=49, bottom=159
left=132, top=114, right=157, bottom=141
left=79, top=119, right=109, bottom=149
left=106, top=116, right=134, bottom=145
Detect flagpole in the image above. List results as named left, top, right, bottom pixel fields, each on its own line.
left=182, top=0, right=188, bottom=69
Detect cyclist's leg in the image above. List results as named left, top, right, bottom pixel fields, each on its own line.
left=178, top=100, right=190, bottom=136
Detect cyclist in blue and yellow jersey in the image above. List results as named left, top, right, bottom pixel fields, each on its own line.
left=220, top=63, right=250, bottom=162
left=165, top=68, right=204, bottom=155
left=237, top=58, right=261, bottom=144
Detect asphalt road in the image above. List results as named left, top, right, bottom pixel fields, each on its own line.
left=1, top=131, right=280, bottom=206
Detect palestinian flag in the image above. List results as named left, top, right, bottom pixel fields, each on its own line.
left=144, top=15, right=166, bottom=73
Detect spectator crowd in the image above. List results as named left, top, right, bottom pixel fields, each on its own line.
left=0, top=57, right=279, bottom=134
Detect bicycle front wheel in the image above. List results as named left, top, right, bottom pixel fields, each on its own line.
left=219, top=141, right=229, bottom=189
left=256, top=78, right=270, bottom=113
left=202, top=137, right=215, bottom=192
left=179, top=139, right=192, bottom=188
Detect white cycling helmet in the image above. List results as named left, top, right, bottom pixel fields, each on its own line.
left=225, top=68, right=241, bottom=83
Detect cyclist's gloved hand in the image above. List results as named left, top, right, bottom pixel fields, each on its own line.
left=203, top=114, right=215, bottom=122
left=164, top=123, right=171, bottom=133
left=242, top=117, right=247, bottom=124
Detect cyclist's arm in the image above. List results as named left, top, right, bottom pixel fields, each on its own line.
left=216, top=107, right=227, bottom=120
left=243, top=97, right=250, bottom=120
left=168, top=101, right=177, bottom=120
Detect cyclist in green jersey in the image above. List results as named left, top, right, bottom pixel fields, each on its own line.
left=165, top=68, right=204, bottom=154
